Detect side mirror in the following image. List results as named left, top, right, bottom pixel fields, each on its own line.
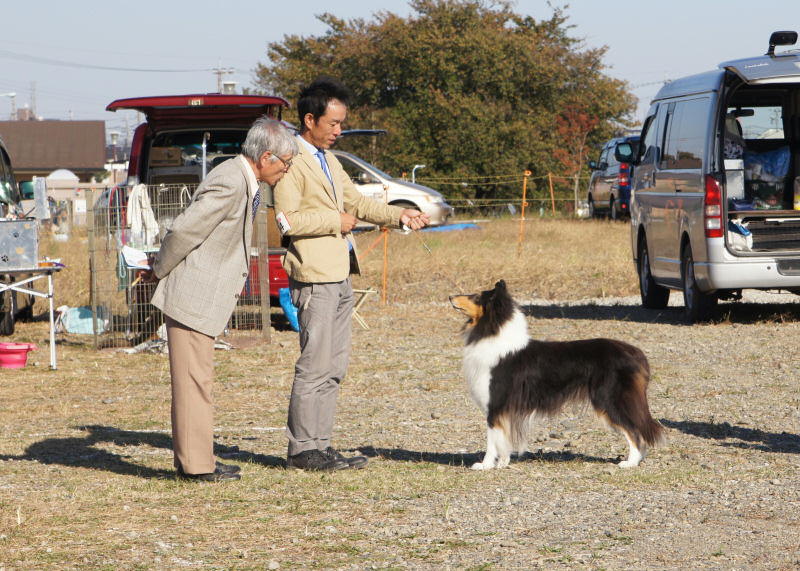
left=588, top=161, right=597, bottom=170
left=356, top=171, right=377, bottom=185
left=614, top=143, right=634, bottom=163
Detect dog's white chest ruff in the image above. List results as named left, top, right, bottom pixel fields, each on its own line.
left=462, top=311, right=529, bottom=413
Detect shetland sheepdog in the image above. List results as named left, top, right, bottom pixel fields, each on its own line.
left=450, top=280, right=664, bottom=470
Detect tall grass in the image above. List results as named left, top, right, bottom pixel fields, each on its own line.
left=354, top=217, right=637, bottom=303
left=38, top=217, right=636, bottom=313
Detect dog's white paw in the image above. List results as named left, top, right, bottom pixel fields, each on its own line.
left=471, top=461, right=494, bottom=470
left=617, top=459, right=640, bottom=468
left=495, top=457, right=511, bottom=469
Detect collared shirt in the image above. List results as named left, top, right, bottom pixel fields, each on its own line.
left=296, top=135, right=351, bottom=250
left=298, top=135, right=334, bottom=189
left=239, top=154, right=260, bottom=218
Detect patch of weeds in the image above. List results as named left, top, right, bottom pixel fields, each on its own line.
left=539, top=545, right=563, bottom=554
left=607, top=534, right=633, bottom=545
left=466, top=564, right=494, bottom=571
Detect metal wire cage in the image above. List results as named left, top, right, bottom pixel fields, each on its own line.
left=87, top=184, right=272, bottom=348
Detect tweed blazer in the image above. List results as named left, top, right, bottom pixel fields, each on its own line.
left=273, top=142, right=403, bottom=283
left=150, top=156, right=255, bottom=337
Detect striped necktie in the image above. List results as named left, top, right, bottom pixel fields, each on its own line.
left=252, top=187, right=260, bottom=219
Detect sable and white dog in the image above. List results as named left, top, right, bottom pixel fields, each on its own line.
left=450, top=280, right=664, bottom=470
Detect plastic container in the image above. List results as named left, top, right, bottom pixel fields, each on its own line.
left=0, top=342, right=38, bottom=369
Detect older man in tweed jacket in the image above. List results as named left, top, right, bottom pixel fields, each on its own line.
left=150, top=117, right=297, bottom=482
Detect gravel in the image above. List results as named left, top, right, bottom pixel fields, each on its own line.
left=331, top=291, right=800, bottom=569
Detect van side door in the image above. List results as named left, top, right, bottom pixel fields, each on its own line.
left=633, top=103, right=675, bottom=280
left=657, top=97, right=710, bottom=282
left=594, top=145, right=611, bottom=206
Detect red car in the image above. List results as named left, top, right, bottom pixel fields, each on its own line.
left=105, top=94, right=290, bottom=298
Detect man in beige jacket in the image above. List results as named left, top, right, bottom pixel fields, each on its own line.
left=274, top=77, right=429, bottom=471
left=150, top=117, right=297, bottom=482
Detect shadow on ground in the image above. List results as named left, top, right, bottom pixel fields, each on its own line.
left=662, top=419, right=800, bottom=454
left=359, top=446, right=613, bottom=466
left=0, top=424, right=284, bottom=478
left=522, top=300, right=800, bottom=325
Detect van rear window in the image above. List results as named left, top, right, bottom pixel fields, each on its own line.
left=729, top=106, right=784, bottom=140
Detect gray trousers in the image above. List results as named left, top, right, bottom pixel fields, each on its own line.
left=286, top=278, right=354, bottom=456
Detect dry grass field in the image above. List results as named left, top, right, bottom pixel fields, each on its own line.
left=3, top=218, right=800, bottom=569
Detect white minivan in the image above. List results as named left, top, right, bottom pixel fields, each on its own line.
left=630, top=31, right=800, bottom=322
left=331, top=149, right=454, bottom=226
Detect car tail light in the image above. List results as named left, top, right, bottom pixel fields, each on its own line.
left=704, top=174, right=723, bottom=238
left=617, top=163, right=630, bottom=189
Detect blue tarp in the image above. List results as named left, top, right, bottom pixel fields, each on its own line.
left=421, top=223, right=479, bottom=232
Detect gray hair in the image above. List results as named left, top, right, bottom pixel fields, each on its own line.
left=242, top=116, right=298, bottom=162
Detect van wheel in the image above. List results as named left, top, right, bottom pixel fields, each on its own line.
left=587, top=197, right=596, bottom=218
left=638, top=240, right=669, bottom=309
left=681, top=244, right=717, bottom=323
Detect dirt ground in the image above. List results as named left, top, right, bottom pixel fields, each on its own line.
left=2, top=288, right=800, bottom=570
left=2, top=220, right=800, bottom=569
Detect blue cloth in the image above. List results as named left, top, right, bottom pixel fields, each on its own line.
left=279, top=287, right=300, bottom=332
left=422, top=223, right=479, bottom=232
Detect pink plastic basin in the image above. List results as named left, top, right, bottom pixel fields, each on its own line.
left=0, top=343, right=38, bottom=369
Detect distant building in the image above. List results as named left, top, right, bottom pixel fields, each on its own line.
left=0, top=120, right=106, bottom=182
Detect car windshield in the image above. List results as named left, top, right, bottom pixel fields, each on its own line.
left=342, top=153, right=395, bottom=181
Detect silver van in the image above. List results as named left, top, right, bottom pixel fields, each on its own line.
left=630, top=31, right=800, bottom=322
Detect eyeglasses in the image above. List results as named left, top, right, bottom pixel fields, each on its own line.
left=273, top=155, right=293, bottom=170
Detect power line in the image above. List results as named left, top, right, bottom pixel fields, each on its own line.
left=0, top=49, right=226, bottom=73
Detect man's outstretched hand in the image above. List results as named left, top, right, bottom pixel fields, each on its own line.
left=400, top=209, right=430, bottom=231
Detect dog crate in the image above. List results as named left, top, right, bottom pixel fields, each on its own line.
left=88, top=185, right=272, bottom=348
left=0, top=219, right=38, bottom=271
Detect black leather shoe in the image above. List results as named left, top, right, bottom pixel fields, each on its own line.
left=176, top=466, right=241, bottom=482
left=287, top=449, right=348, bottom=471
left=215, top=461, right=241, bottom=474
left=325, top=447, right=368, bottom=469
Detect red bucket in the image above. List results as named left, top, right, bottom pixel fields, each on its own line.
left=0, top=343, right=38, bottom=369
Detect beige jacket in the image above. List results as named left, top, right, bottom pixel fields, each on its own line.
left=150, top=156, right=256, bottom=337
left=273, top=142, right=402, bottom=283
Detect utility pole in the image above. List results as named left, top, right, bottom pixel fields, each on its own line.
left=212, top=62, right=235, bottom=93
left=0, top=93, right=16, bottom=120
left=30, top=81, right=37, bottom=119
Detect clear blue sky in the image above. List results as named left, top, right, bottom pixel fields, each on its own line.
left=1, top=0, right=797, bottom=142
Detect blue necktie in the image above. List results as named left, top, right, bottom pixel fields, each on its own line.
left=316, top=149, right=351, bottom=250
left=315, top=149, right=334, bottom=186
left=252, top=187, right=260, bottom=219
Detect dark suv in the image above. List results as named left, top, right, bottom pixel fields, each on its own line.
left=587, top=135, right=640, bottom=219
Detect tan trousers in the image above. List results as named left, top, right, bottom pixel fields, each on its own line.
left=165, top=315, right=216, bottom=474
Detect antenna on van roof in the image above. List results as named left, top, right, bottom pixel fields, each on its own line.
left=766, top=31, right=798, bottom=56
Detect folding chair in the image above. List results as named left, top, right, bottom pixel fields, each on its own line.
left=351, top=287, right=377, bottom=329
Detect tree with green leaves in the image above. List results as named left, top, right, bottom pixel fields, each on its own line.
left=253, top=0, right=635, bottom=199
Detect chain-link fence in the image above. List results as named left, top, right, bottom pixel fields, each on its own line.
left=88, top=184, right=275, bottom=348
